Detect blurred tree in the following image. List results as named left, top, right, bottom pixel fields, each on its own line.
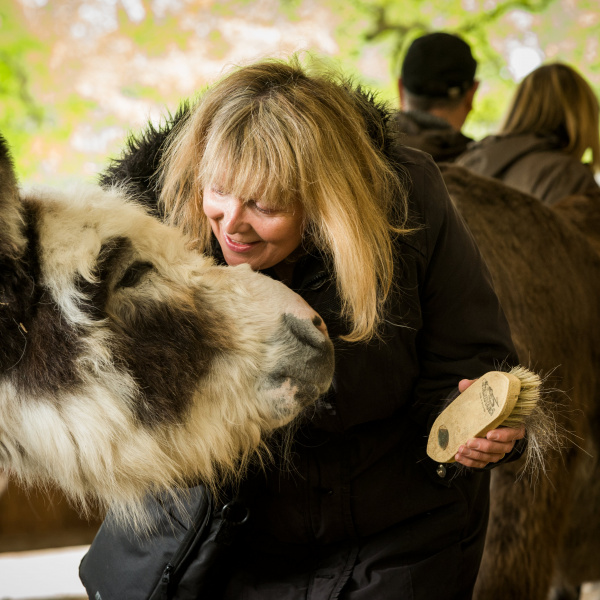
left=345, top=0, right=556, bottom=70
left=1, top=0, right=598, bottom=182
left=0, top=4, right=43, bottom=161
left=314, top=0, right=596, bottom=138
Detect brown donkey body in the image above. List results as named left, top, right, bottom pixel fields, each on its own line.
left=441, top=164, right=600, bottom=600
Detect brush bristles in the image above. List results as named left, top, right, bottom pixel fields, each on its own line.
left=502, top=365, right=542, bottom=429
left=502, top=365, right=570, bottom=481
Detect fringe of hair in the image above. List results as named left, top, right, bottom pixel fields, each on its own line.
left=158, top=53, right=414, bottom=343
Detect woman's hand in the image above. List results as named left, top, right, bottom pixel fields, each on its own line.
left=453, top=378, right=526, bottom=469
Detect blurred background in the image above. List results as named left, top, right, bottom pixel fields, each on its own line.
left=1, top=0, right=600, bottom=597
left=2, top=0, right=600, bottom=186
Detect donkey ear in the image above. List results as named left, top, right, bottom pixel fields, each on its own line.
left=0, top=135, right=26, bottom=259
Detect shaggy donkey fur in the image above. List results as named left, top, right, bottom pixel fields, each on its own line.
left=0, top=136, right=334, bottom=529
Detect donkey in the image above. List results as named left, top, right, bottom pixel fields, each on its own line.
left=440, top=164, right=600, bottom=600
left=0, top=135, right=334, bottom=528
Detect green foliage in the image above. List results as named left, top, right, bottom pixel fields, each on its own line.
left=0, top=3, right=44, bottom=167
left=311, top=0, right=600, bottom=137
left=2, top=0, right=599, bottom=183
left=207, top=29, right=231, bottom=60
left=118, top=11, right=192, bottom=55
left=211, top=2, right=236, bottom=18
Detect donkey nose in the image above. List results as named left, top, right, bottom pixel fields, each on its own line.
left=281, top=292, right=329, bottom=340
left=254, top=270, right=329, bottom=339
left=311, top=314, right=328, bottom=337
left=282, top=313, right=331, bottom=350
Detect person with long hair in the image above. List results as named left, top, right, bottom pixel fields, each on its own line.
left=97, top=54, right=525, bottom=599
left=457, top=62, right=600, bottom=204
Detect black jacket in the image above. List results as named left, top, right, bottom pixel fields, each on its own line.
left=395, top=110, right=473, bottom=163
left=99, top=98, right=518, bottom=600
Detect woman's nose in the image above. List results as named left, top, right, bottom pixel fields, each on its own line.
left=222, top=200, right=249, bottom=234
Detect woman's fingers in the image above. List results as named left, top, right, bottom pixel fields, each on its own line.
left=454, top=426, right=525, bottom=468
left=486, top=426, right=526, bottom=442
left=458, top=378, right=476, bottom=393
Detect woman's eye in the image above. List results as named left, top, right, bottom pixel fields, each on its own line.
left=212, top=187, right=226, bottom=196
left=250, top=200, right=275, bottom=215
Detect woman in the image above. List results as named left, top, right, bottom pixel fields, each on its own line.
left=457, top=62, right=600, bottom=205
left=100, top=55, right=525, bottom=599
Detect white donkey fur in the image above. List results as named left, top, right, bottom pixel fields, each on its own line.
left=0, top=142, right=334, bottom=529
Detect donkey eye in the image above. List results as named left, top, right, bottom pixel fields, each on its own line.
left=117, top=261, right=154, bottom=289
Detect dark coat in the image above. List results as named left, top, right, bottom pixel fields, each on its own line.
left=456, top=132, right=599, bottom=205
left=99, top=97, right=519, bottom=600
left=395, top=110, right=473, bottom=163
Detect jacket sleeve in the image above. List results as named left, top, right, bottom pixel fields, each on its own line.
left=406, top=153, right=519, bottom=427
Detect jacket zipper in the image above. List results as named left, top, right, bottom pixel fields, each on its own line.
left=159, top=564, right=174, bottom=599
left=152, top=489, right=214, bottom=600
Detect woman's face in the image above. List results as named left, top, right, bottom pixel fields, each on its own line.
left=203, top=186, right=305, bottom=272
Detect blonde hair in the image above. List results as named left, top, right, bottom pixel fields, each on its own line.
left=500, top=63, right=600, bottom=170
left=159, top=55, right=411, bottom=343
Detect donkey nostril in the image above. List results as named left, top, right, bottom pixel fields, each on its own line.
left=312, top=314, right=328, bottom=337
left=283, top=313, right=329, bottom=346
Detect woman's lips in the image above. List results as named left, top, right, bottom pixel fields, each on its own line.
left=224, top=234, right=260, bottom=253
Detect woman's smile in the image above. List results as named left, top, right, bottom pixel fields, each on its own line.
left=223, top=234, right=261, bottom=252
left=203, top=186, right=304, bottom=272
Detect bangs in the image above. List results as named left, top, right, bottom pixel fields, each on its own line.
left=199, top=112, right=301, bottom=210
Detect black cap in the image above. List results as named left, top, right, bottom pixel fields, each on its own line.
left=401, top=32, right=477, bottom=98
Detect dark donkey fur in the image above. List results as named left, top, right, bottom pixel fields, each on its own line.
left=441, top=164, right=600, bottom=600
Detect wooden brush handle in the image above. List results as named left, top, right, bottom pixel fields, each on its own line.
left=427, top=371, right=521, bottom=463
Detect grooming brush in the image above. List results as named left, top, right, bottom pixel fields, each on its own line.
left=427, top=366, right=541, bottom=463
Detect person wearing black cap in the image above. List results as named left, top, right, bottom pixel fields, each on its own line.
left=397, top=32, right=479, bottom=162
